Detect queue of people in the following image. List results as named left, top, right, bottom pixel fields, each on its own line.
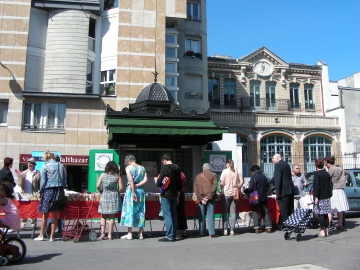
left=0, top=151, right=352, bottom=242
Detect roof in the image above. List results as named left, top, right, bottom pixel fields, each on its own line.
left=135, top=82, right=174, bottom=103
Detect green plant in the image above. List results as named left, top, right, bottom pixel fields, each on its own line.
left=108, top=85, right=115, bottom=95
left=194, top=52, right=202, bottom=58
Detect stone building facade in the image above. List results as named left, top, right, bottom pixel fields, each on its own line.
left=208, top=47, right=341, bottom=177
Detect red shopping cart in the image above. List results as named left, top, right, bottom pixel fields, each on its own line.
left=62, top=193, right=98, bottom=243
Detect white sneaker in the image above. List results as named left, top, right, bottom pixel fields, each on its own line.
left=223, top=230, right=228, bottom=236
left=230, top=230, right=234, bottom=236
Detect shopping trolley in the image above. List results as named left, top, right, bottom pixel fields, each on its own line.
left=62, top=193, right=97, bottom=243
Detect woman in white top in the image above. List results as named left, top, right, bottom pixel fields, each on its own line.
left=220, top=159, right=243, bottom=236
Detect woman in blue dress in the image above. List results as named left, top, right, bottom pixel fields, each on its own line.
left=120, top=154, right=147, bottom=240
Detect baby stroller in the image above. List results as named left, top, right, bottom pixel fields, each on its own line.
left=282, top=208, right=313, bottom=242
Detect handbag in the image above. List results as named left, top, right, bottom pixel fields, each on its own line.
left=248, top=179, right=260, bottom=205
left=54, top=163, right=67, bottom=208
left=233, top=169, right=244, bottom=206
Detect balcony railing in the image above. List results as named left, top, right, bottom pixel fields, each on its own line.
left=305, top=103, right=315, bottom=110
left=240, top=97, right=291, bottom=112
left=290, top=103, right=302, bottom=110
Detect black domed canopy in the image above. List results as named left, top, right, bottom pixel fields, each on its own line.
left=135, top=82, right=174, bottom=103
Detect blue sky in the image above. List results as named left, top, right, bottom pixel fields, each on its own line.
left=207, top=0, right=360, bottom=81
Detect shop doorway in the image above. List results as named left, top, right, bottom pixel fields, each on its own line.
left=66, top=165, right=88, bottom=193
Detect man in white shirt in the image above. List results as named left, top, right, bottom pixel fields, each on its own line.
left=291, top=164, right=308, bottom=210
left=18, top=158, right=40, bottom=229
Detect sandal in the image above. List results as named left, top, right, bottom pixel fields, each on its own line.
left=97, top=234, right=105, bottom=240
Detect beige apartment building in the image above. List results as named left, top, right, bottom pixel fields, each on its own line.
left=0, top=0, right=212, bottom=192
left=208, top=47, right=341, bottom=177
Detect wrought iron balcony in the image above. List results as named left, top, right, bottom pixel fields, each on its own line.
left=305, top=103, right=315, bottom=110
left=240, top=97, right=291, bottom=112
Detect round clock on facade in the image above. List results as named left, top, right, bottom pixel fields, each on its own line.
left=253, top=60, right=274, bottom=76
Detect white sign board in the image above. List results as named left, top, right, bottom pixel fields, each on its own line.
left=94, top=153, right=113, bottom=171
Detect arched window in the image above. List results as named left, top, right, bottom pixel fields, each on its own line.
left=224, top=78, right=236, bottom=106
left=304, top=136, right=332, bottom=173
left=260, top=135, right=292, bottom=177
left=237, top=135, right=249, bottom=177
left=208, top=78, right=220, bottom=106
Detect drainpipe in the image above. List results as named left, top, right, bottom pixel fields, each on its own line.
left=320, top=76, right=325, bottom=116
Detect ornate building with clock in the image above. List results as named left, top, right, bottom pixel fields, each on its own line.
left=208, top=46, right=341, bottom=177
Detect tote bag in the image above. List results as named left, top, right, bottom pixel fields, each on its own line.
left=248, top=179, right=260, bottom=205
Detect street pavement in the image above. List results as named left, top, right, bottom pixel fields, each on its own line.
left=4, top=212, right=360, bottom=270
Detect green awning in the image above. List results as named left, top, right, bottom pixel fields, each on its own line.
left=106, top=118, right=227, bottom=145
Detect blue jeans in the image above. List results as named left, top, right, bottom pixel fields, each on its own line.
left=161, top=197, right=178, bottom=240
left=198, top=198, right=216, bottom=236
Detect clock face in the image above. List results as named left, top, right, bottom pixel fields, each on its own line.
left=253, top=60, right=273, bottom=76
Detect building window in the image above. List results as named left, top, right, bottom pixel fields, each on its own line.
left=100, top=70, right=116, bottom=96
left=237, top=135, right=249, bottom=177
left=86, top=61, right=94, bottom=94
left=23, top=102, right=66, bottom=130
left=0, top=101, right=9, bottom=125
left=304, top=136, right=332, bottom=173
left=166, top=34, right=176, bottom=44
left=165, top=63, right=176, bottom=73
left=304, top=84, right=314, bottom=110
left=266, top=81, right=276, bottom=109
left=185, top=74, right=202, bottom=97
left=185, top=38, right=200, bottom=53
left=104, top=0, right=118, bottom=10
left=250, top=80, right=261, bottom=108
left=224, top=79, right=236, bottom=106
left=165, top=76, right=176, bottom=88
left=290, top=83, right=300, bottom=109
left=166, top=47, right=176, bottom=59
left=208, top=78, right=220, bottom=106
left=261, top=135, right=292, bottom=177
left=187, top=2, right=200, bottom=21
left=88, top=18, right=96, bottom=52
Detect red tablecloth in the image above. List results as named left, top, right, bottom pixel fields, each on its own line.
left=14, top=198, right=280, bottom=224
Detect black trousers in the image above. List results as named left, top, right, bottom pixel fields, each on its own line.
left=319, top=214, right=329, bottom=230
left=278, top=194, right=294, bottom=223
left=176, top=191, right=188, bottom=231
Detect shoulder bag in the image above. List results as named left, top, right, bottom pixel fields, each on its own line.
left=249, top=179, right=260, bottom=205
left=233, top=169, right=244, bottom=206
left=200, top=173, right=218, bottom=201
left=54, top=163, right=67, bottom=208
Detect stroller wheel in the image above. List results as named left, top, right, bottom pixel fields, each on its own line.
left=296, top=233, right=302, bottom=242
left=0, top=257, right=8, bottom=266
left=284, top=232, right=291, bottom=240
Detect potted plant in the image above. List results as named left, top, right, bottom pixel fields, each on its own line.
left=184, top=50, right=195, bottom=57
left=108, top=85, right=115, bottom=95
left=194, top=52, right=202, bottom=59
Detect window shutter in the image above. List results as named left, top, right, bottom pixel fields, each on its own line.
left=185, top=74, right=202, bottom=94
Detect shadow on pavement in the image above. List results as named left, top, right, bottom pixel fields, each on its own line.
left=18, top=253, right=62, bottom=265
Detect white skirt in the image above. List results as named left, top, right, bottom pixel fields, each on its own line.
left=331, top=189, right=349, bottom=212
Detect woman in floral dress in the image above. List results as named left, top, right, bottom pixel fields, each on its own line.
left=120, top=154, right=147, bottom=240
left=97, top=161, right=123, bottom=240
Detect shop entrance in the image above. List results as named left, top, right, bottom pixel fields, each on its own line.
left=66, top=165, right=88, bottom=193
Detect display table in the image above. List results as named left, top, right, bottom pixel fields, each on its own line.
left=14, top=197, right=279, bottom=224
